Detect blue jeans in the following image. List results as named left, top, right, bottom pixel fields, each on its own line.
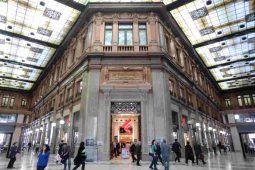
left=162, top=157, right=169, bottom=170
left=64, top=157, right=71, bottom=170
left=149, top=154, right=157, bottom=169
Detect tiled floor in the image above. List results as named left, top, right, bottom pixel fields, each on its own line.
left=0, top=152, right=254, bottom=170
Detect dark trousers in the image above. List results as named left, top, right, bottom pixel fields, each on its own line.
left=72, top=162, right=85, bottom=170
left=185, top=156, right=194, bottom=164
left=131, top=152, right=137, bottom=162
left=37, top=166, right=46, bottom=170
left=114, top=148, right=118, bottom=157
left=137, top=154, right=141, bottom=165
left=7, top=157, right=16, bottom=168
left=212, top=147, right=216, bottom=154
left=156, top=154, right=163, bottom=164
left=174, top=151, right=181, bottom=162
left=149, top=155, right=157, bottom=169
left=195, top=154, right=205, bottom=165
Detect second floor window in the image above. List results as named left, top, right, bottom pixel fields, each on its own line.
left=10, top=97, right=15, bottom=107
left=139, top=24, right=147, bottom=45
left=2, top=95, right=9, bottom=106
left=237, top=96, right=243, bottom=107
left=77, top=81, right=83, bottom=95
left=21, top=99, right=27, bottom=107
left=118, top=24, right=133, bottom=45
left=225, top=99, right=231, bottom=108
left=179, top=87, right=184, bottom=99
left=104, top=24, right=113, bottom=45
left=243, top=95, right=251, bottom=106
left=168, top=79, right=174, bottom=94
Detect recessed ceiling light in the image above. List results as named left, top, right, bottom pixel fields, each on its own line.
left=40, top=1, right=45, bottom=6
left=217, top=31, right=222, bottom=35
left=7, top=25, right=12, bottom=29
left=239, top=24, right=245, bottom=28
left=242, top=37, right=247, bottom=41
left=206, top=0, right=212, bottom=5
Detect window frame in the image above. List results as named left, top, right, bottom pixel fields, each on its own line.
left=118, top=24, right=133, bottom=45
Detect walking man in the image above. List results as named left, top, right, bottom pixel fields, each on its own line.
left=185, top=142, right=195, bottom=164
left=130, top=140, right=137, bottom=162
left=61, top=143, right=72, bottom=170
left=7, top=142, right=18, bottom=169
left=172, top=139, right=181, bottom=162
left=135, top=141, right=142, bottom=166
left=194, top=142, right=206, bottom=165
left=161, top=139, right=171, bottom=170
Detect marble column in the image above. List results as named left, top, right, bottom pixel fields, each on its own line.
left=151, top=69, right=173, bottom=143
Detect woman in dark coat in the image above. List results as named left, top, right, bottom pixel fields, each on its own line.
left=73, top=142, right=86, bottom=170
left=37, top=144, right=50, bottom=170
left=185, top=141, right=195, bottom=164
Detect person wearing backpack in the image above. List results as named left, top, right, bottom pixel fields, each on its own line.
left=73, top=142, right=86, bottom=170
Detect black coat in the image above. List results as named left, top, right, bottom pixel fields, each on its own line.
left=130, top=143, right=136, bottom=153
left=194, top=144, right=202, bottom=155
left=185, top=144, right=194, bottom=158
left=156, top=144, right=161, bottom=155
left=136, top=144, right=142, bottom=155
left=172, top=141, right=181, bottom=152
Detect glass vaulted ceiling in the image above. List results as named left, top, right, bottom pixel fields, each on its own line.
left=0, top=0, right=80, bottom=90
left=167, top=0, right=255, bottom=90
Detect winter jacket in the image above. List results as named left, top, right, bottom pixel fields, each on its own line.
left=161, top=143, right=171, bottom=160
left=37, top=151, right=50, bottom=167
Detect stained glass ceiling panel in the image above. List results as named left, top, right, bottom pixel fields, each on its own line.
left=74, top=0, right=161, bottom=4
left=0, top=34, right=55, bottom=67
left=0, top=0, right=82, bottom=90
left=169, top=0, right=255, bottom=90
left=0, top=61, right=41, bottom=81
left=196, top=32, right=255, bottom=67
left=170, top=0, right=255, bottom=45
left=219, top=77, right=255, bottom=90
left=210, top=60, right=255, bottom=81
left=0, top=78, right=33, bottom=90
left=0, top=0, right=80, bottom=45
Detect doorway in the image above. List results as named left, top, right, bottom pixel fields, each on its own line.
left=110, top=102, right=141, bottom=160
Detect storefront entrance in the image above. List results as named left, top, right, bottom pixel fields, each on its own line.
left=110, top=102, right=141, bottom=160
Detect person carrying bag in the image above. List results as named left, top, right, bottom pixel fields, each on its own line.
left=73, top=142, right=86, bottom=170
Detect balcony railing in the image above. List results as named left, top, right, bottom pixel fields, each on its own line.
left=117, top=45, right=134, bottom=52
left=103, top=45, right=112, bottom=52
left=139, top=45, right=148, bottom=52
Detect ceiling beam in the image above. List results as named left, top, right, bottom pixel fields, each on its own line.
left=54, top=0, right=86, bottom=11
left=208, top=57, right=255, bottom=69
left=0, top=29, right=59, bottom=49
left=217, top=75, right=255, bottom=83
left=166, top=0, right=195, bottom=11
left=194, top=28, right=255, bottom=48
left=0, top=76, right=35, bottom=83
left=0, top=59, right=43, bottom=70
